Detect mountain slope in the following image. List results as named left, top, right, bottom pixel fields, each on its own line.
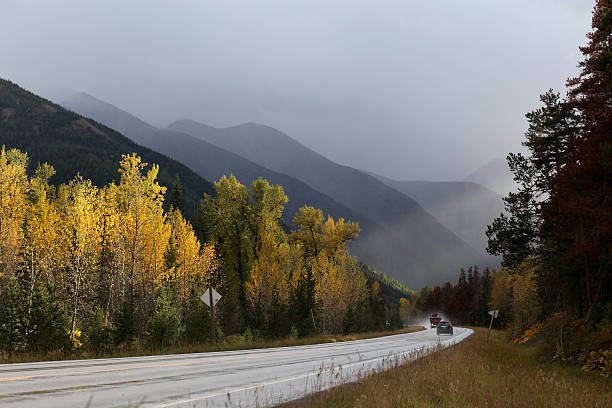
left=167, top=119, right=487, bottom=280
left=463, top=158, right=516, bottom=196
left=369, top=173, right=503, bottom=259
left=62, top=93, right=429, bottom=286
left=66, top=94, right=483, bottom=287
left=0, top=79, right=213, bottom=215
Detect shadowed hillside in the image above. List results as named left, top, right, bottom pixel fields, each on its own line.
left=167, top=118, right=488, bottom=282
left=0, top=79, right=213, bottom=215
left=65, top=94, right=486, bottom=287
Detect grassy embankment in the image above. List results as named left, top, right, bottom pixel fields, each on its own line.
left=0, top=326, right=423, bottom=364
left=284, top=328, right=611, bottom=408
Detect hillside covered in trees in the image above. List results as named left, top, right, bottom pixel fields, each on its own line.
left=409, top=2, right=611, bottom=375
left=0, top=79, right=213, bottom=216
left=0, top=148, right=404, bottom=357
left=66, top=93, right=485, bottom=288
left=483, top=1, right=611, bottom=373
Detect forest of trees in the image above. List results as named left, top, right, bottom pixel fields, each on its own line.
left=0, top=149, right=397, bottom=358
left=484, top=0, right=611, bottom=370
left=415, top=266, right=493, bottom=327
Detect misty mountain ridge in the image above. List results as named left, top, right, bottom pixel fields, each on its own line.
left=170, top=117, right=501, bottom=261
left=166, top=118, right=490, bottom=279
left=0, top=79, right=416, bottom=323
left=0, top=79, right=213, bottom=215
left=65, top=93, right=488, bottom=288
left=63, top=93, right=431, bottom=287
left=369, top=173, right=503, bottom=263
left=463, top=157, right=516, bottom=196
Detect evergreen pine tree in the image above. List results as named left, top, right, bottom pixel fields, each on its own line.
left=0, top=278, right=26, bottom=356
left=368, top=281, right=387, bottom=332
left=290, top=268, right=316, bottom=337
left=389, top=304, right=403, bottom=330
left=84, top=307, right=112, bottom=354
left=146, top=288, right=181, bottom=349
left=113, top=301, right=136, bottom=346
left=27, top=283, right=71, bottom=354
left=184, top=291, right=211, bottom=344
left=170, top=173, right=185, bottom=214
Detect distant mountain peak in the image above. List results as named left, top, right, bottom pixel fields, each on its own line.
left=463, top=157, right=516, bottom=195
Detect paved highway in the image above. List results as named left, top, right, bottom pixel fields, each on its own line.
left=0, top=327, right=472, bottom=407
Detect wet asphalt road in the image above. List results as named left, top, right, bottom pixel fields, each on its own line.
left=0, top=327, right=472, bottom=407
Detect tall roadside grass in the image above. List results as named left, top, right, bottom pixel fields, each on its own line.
left=0, top=326, right=423, bottom=364
left=284, top=328, right=611, bottom=408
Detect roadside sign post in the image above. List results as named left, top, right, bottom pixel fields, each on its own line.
left=487, top=310, right=499, bottom=343
left=201, top=287, right=222, bottom=345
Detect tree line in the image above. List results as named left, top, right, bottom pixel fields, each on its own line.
left=0, top=149, right=396, bottom=358
left=414, top=266, right=493, bottom=327
left=484, top=0, right=611, bottom=369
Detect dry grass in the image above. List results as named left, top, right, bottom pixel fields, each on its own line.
left=0, top=326, right=423, bottom=364
left=284, top=328, right=611, bottom=408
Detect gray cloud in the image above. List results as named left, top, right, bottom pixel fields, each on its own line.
left=2, top=0, right=592, bottom=180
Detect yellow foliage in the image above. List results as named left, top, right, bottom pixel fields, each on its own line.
left=313, top=251, right=367, bottom=334
left=69, top=328, right=83, bottom=349
left=510, top=260, right=541, bottom=336
left=513, top=322, right=543, bottom=344
left=246, top=220, right=292, bottom=324
left=165, top=208, right=217, bottom=304
left=580, top=349, right=611, bottom=374
left=115, top=153, right=169, bottom=297
left=0, top=146, right=29, bottom=278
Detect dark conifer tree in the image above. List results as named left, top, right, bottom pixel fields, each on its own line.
left=170, top=174, right=185, bottom=214
left=27, top=283, right=71, bottom=354
left=290, top=269, right=316, bottom=337
left=0, top=278, right=26, bottom=356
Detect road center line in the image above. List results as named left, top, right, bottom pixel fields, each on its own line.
left=0, top=349, right=319, bottom=383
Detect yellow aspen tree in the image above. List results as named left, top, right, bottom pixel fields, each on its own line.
left=246, top=223, right=291, bottom=326
left=0, top=147, right=29, bottom=280
left=115, top=154, right=167, bottom=313
left=280, top=241, right=304, bottom=293
left=511, top=260, right=541, bottom=336
left=166, top=208, right=211, bottom=309
left=398, top=297, right=416, bottom=323
left=199, top=242, right=217, bottom=290
left=141, top=202, right=170, bottom=306
left=489, top=268, right=512, bottom=319
left=22, top=163, right=61, bottom=314
left=321, top=216, right=360, bottom=256
left=61, top=176, right=100, bottom=341
left=313, top=251, right=367, bottom=334
left=291, top=206, right=324, bottom=258
left=245, top=179, right=290, bottom=328
left=96, top=184, right=121, bottom=318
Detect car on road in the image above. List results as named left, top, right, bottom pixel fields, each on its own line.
left=436, top=321, right=453, bottom=335
left=430, top=313, right=441, bottom=328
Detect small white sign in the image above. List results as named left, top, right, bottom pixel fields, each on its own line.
left=488, top=310, right=499, bottom=318
left=201, top=288, right=222, bottom=308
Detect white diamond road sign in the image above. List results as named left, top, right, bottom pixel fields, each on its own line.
left=488, top=310, right=499, bottom=318
left=201, top=288, right=222, bottom=308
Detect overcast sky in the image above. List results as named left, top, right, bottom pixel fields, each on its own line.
left=2, top=0, right=593, bottom=180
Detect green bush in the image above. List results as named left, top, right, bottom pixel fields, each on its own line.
left=146, top=289, right=181, bottom=349
left=0, top=278, right=26, bottom=355
left=184, top=294, right=211, bottom=344
left=27, top=283, right=70, bottom=354
left=84, top=307, right=112, bottom=353
left=244, top=326, right=254, bottom=342
left=113, top=301, right=136, bottom=346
